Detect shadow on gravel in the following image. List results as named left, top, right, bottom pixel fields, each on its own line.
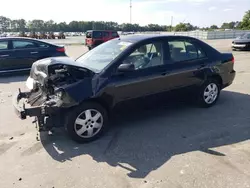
left=40, top=90, right=250, bottom=179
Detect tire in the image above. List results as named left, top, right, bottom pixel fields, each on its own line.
left=65, top=102, right=108, bottom=143
left=197, top=79, right=220, bottom=108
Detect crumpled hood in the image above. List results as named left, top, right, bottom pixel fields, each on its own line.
left=27, top=56, right=96, bottom=104
left=30, top=57, right=76, bottom=78
left=30, top=57, right=94, bottom=84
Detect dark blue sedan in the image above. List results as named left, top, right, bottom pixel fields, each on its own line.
left=0, top=37, right=66, bottom=74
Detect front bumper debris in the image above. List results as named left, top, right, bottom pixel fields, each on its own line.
left=13, top=89, right=63, bottom=131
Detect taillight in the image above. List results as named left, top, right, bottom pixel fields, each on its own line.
left=232, top=56, right=235, bottom=63
left=56, top=47, right=65, bottom=52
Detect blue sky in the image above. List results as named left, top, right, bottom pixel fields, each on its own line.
left=1, top=0, right=249, bottom=27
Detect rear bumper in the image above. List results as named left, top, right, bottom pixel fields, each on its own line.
left=13, top=89, right=65, bottom=131
left=222, top=70, right=236, bottom=89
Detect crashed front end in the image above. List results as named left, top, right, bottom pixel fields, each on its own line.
left=13, top=57, right=94, bottom=131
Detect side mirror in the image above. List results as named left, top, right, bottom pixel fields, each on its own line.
left=117, top=63, right=135, bottom=72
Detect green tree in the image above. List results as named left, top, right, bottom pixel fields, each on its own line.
left=44, top=20, right=56, bottom=31
left=210, top=25, right=218, bottom=29
left=0, top=16, right=11, bottom=32
left=241, top=10, right=250, bottom=30
left=221, top=22, right=237, bottom=29
left=28, top=20, right=45, bottom=31
left=57, top=22, right=68, bottom=32
left=174, top=23, right=195, bottom=31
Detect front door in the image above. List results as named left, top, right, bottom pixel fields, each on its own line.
left=109, top=41, right=168, bottom=103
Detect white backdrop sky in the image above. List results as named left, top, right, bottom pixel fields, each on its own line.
left=1, top=0, right=249, bottom=27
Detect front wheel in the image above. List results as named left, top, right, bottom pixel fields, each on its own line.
left=198, top=80, right=220, bottom=107
left=65, top=102, right=108, bottom=143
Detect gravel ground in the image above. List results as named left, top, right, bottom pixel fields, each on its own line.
left=0, top=39, right=250, bottom=188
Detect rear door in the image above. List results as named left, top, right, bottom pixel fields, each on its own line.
left=162, top=38, right=208, bottom=90
left=10, top=39, right=41, bottom=69
left=33, top=41, right=64, bottom=58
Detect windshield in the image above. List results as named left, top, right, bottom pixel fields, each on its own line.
left=238, top=33, right=250, bottom=39
left=76, top=39, right=133, bottom=72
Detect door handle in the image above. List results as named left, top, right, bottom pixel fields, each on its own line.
left=0, top=55, right=9, bottom=57
left=161, top=72, right=169, bottom=76
left=30, top=51, right=38, bottom=54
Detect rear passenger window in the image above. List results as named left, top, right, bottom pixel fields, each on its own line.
left=111, top=32, right=119, bottom=37
left=168, top=40, right=206, bottom=62
left=0, top=41, right=8, bottom=50
left=13, top=41, right=37, bottom=49
left=37, top=42, right=49, bottom=48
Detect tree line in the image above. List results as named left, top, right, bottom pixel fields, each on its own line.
left=0, top=10, right=249, bottom=33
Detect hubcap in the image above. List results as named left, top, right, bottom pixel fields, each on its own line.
left=74, top=109, right=103, bottom=138
left=203, top=83, right=218, bottom=104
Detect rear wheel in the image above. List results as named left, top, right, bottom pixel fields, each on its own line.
left=65, top=102, right=108, bottom=143
left=198, top=79, right=220, bottom=107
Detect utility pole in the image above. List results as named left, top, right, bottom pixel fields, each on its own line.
left=130, top=0, right=132, bottom=24
left=170, top=16, right=173, bottom=31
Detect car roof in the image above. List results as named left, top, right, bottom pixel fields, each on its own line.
left=0, top=37, right=56, bottom=45
left=120, top=34, right=197, bottom=43
left=86, top=30, right=117, bottom=32
left=0, top=37, right=40, bottom=41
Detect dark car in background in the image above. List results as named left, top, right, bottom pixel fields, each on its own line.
left=38, top=31, right=48, bottom=39
left=28, top=31, right=38, bottom=39
left=48, top=32, right=56, bottom=39
left=0, top=37, right=66, bottom=74
left=85, top=30, right=119, bottom=50
left=232, top=32, right=250, bottom=50
left=13, top=35, right=235, bottom=143
left=56, top=31, right=66, bottom=39
left=18, top=31, right=27, bottom=37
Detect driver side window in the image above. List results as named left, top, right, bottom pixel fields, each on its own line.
left=123, top=42, right=163, bottom=70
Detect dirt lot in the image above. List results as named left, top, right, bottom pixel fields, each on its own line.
left=0, top=39, right=250, bottom=188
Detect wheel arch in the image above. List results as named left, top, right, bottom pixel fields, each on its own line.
left=207, top=74, right=223, bottom=88
left=86, top=94, right=114, bottom=118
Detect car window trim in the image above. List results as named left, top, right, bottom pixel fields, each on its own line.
left=35, top=41, right=50, bottom=49
left=0, top=40, right=10, bottom=51
left=10, top=39, right=40, bottom=50
left=166, top=38, right=208, bottom=64
left=115, top=40, right=166, bottom=73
